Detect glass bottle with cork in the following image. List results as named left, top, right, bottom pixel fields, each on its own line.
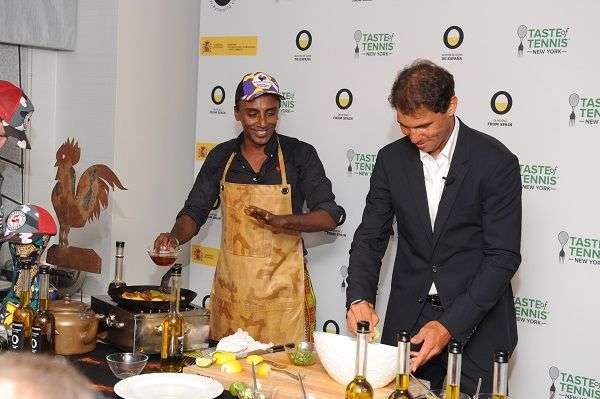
left=108, top=241, right=126, bottom=291
left=388, top=330, right=414, bottom=399
left=31, top=265, right=55, bottom=354
left=160, top=264, right=184, bottom=372
left=10, top=259, right=34, bottom=351
left=345, top=320, right=374, bottom=399
left=445, top=340, right=463, bottom=399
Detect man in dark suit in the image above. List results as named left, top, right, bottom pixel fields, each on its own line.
left=346, top=60, right=521, bottom=395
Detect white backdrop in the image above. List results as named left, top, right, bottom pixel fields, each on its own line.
left=189, top=1, right=600, bottom=398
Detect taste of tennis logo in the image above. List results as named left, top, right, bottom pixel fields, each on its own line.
left=568, top=93, right=600, bottom=127
left=352, top=30, right=395, bottom=57
left=280, top=90, right=296, bottom=114
left=210, top=0, right=236, bottom=11
left=345, top=148, right=376, bottom=176
left=520, top=163, right=559, bottom=191
left=557, top=231, right=600, bottom=267
left=514, top=296, right=549, bottom=326
left=441, top=25, right=464, bottom=61
left=488, top=91, right=513, bottom=128
left=515, top=25, right=570, bottom=57
left=547, top=366, right=600, bottom=399
left=333, top=88, right=354, bottom=121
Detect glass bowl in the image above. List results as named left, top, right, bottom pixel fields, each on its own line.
left=106, top=352, right=148, bottom=379
left=284, top=342, right=316, bottom=366
left=147, top=246, right=181, bottom=267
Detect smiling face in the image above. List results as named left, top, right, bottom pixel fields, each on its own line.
left=235, top=94, right=280, bottom=148
left=396, top=96, right=457, bottom=157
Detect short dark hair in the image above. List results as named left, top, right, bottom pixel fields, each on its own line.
left=388, top=59, right=455, bottom=114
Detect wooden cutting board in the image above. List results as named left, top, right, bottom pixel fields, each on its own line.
left=183, top=351, right=428, bottom=399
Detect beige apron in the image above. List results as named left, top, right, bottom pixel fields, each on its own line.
left=210, top=144, right=308, bottom=343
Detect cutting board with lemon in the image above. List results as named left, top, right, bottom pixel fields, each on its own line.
left=183, top=350, right=427, bottom=399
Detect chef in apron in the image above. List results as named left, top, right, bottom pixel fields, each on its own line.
left=154, top=72, right=345, bottom=344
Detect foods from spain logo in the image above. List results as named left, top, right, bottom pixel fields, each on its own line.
left=516, top=25, right=570, bottom=57
left=346, top=148, right=376, bottom=176
left=210, top=86, right=225, bottom=105
left=280, top=90, right=296, bottom=114
left=548, top=366, right=600, bottom=399
left=210, top=0, right=236, bottom=11
left=353, top=30, right=395, bottom=57
left=442, top=26, right=464, bottom=61
left=200, top=36, right=258, bottom=56
left=292, top=30, right=313, bottom=62
left=333, top=89, right=354, bottom=121
left=557, top=231, right=600, bottom=267
left=325, top=227, right=347, bottom=239
left=514, top=296, right=549, bottom=326
left=488, top=91, right=513, bottom=128
left=191, top=244, right=220, bottom=267
left=196, top=142, right=217, bottom=161
left=568, top=93, right=600, bottom=126
left=520, top=163, right=559, bottom=191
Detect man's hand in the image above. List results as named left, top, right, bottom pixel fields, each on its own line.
left=410, top=321, right=451, bottom=372
left=245, top=205, right=288, bottom=229
left=346, top=301, right=380, bottom=339
left=153, top=233, right=178, bottom=251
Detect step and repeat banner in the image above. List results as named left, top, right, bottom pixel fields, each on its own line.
left=189, top=1, right=599, bottom=397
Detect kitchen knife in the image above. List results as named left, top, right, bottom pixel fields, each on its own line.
left=236, top=343, right=288, bottom=359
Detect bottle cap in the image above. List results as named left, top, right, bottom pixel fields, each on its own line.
left=356, top=320, right=370, bottom=333
left=494, top=350, right=509, bottom=363
left=448, top=339, right=463, bottom=354
left=397, top=330, right=411, bottom=343
left=116, top=241, right=125, bottom=248
left=171, top=264, right=182, bottom=275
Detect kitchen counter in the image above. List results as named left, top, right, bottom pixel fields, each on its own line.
left=67, top=342, right=235, bottom=399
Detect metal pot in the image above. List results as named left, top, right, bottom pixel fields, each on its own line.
left=49, top=297, right=103, bottom=355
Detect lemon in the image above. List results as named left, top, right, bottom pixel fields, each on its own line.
left=220, top=359, right=243, bottom=374
left=245, top=354, right=264, bottom=365
left=256, top=362, right=271, bottom=377
left=195, top=357, right=214, bottom=368
left=229, top=381, right=247, bottom=397
left=213, top=351, right=236, bottom=365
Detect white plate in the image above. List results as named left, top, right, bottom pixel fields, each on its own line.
left=114, top=373, right=224, bottom=399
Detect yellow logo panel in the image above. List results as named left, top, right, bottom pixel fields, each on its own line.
left=191, top=244, right=220, bottom=267
left=200, top=36, right=258, bottom=56
left=196, top=142, right=217, bottom=160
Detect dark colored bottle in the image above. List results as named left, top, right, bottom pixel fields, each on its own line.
left=31, top=265, right=55, bottom=354
left=11, top=260, right=34, bottom=351
left=388, top=330, right=414, bottom=399
left=108, top=241, right=126, bottom=291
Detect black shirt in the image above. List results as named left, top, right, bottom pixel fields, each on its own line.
left=178, top=132, right=345, bottom=233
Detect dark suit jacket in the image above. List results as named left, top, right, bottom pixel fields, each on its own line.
left=346, top=119, right=521, bottom=370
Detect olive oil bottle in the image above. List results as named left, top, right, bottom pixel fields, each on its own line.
left=345, top=320, right=374, bottom=399
left=31, top=265, right=55, bottom=354
left=160, top=265, right=184, bottom=372
left=492, top=350, right=509, bottom=399
left=444, top=340, right=463, bottom=399
left=388, top=330, right=414, bottom=399
left=11, top=260, right=34, bottom=351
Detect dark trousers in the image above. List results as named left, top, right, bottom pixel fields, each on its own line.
left=412, top=302, right=492, bottom=397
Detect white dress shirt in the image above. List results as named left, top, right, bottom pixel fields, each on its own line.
left=420, top=116, right=459, bottom=295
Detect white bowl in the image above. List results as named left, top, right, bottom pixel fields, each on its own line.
left=313, top=331, right=396, bottom=388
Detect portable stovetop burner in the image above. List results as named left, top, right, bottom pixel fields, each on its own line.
left=91, top=295, right=210, bottom=354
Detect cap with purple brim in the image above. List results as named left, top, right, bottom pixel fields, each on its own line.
left=235, top=72, right=284, bottom=104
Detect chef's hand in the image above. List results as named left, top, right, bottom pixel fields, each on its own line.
left=245, top=205, right=288, bottom=229
left=410, top=320, right=451, bottom=372
left=346, top=300, right=379, bottom=339
left=154, top=232, right=178, bottom=251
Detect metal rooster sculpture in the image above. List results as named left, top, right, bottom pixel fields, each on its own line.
left=47, top=138, right=126, bottom=274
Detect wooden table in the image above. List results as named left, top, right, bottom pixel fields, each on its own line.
left=184, top=351, right=427, bottom=399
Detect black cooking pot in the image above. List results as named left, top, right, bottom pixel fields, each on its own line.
left=107, top=264, right=197, bottom=312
